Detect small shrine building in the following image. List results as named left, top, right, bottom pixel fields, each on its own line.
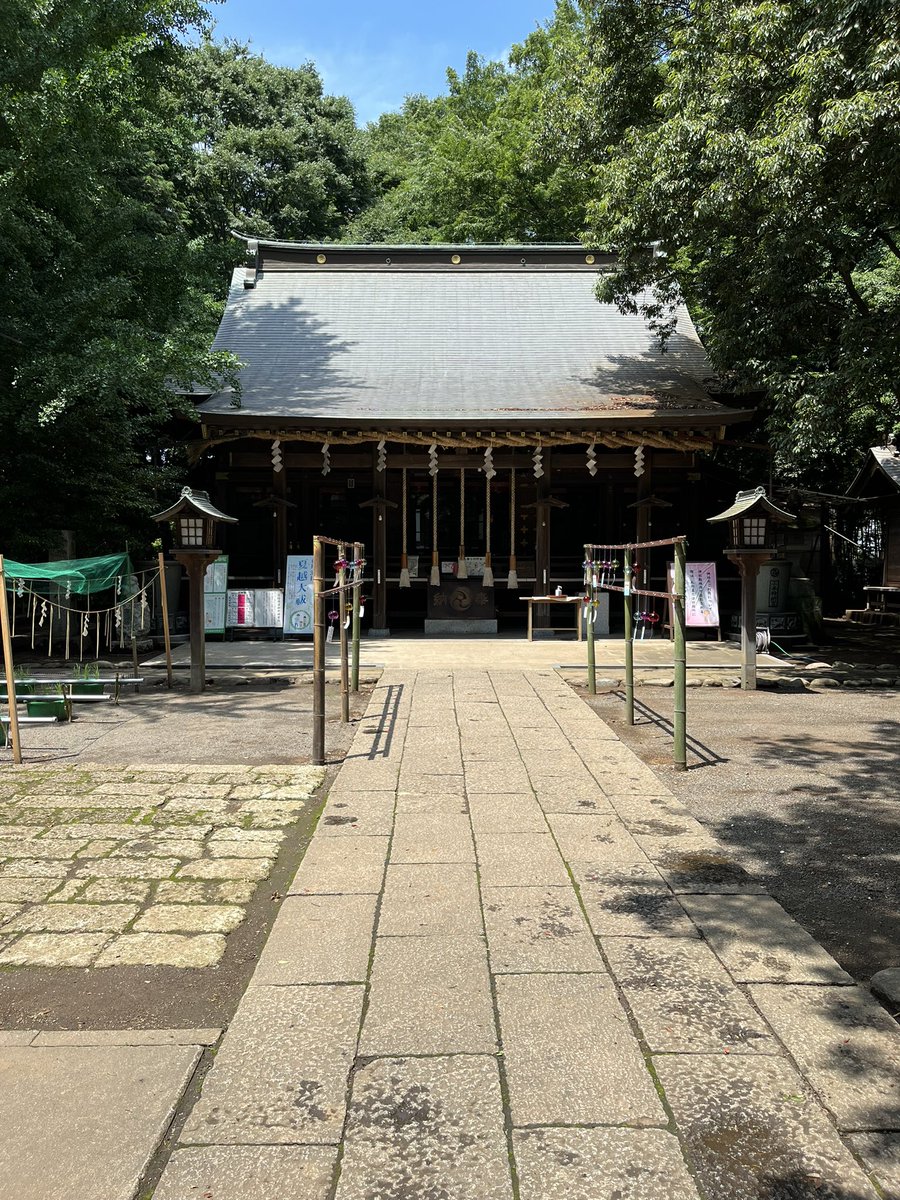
left=183, top=241, right=752, bottom=634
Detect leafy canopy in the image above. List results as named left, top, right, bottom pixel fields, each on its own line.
left=551, top=0, right=900, bottom=486
left=348, top=50, right=589, bottom=244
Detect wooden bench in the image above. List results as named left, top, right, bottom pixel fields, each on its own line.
left=6, top=677, right=142, bottom=702
left=864, top=586, right=900, bottom=611
left=520, top=596, right=584, bottom=641
left=1, top=714, right=57, bottom=726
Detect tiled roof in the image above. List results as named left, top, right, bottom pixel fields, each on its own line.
left=871, top=445, right=900, bottom=489
left=195, top=247, right=743, bottom=427
left=848, top=445, right=900, bottom=496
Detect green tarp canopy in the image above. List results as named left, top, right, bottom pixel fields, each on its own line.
left=3, top=553, right=134, bottom=596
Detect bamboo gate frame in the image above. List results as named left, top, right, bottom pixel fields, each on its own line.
left=584, top=536, right=688, bottom=771
left=312, top=536, right=368, bottom=767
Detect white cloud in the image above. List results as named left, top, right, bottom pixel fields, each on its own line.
left=233, top=31, right=465, bottom=122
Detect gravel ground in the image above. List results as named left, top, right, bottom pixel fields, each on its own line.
left=576, top=684, right=900, bottom=982
left=3, top=672, right=376, bottom=766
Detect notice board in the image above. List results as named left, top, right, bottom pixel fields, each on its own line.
left=203, top=556, right=228, bottom=634
left=667, top=561, right=720, bottom=629
left=283, top=555, right=314, bottom=635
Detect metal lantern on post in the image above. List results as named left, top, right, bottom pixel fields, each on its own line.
left=708, top=487, right=795, bottom=690
left=152, top=487, right=238, bottom=693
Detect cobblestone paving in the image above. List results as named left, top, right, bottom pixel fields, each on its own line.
left=154, top=671, right=900, bottom=1200
left=0, top=765, right=323, bottom=967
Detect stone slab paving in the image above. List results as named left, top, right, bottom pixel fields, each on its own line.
left=181, top=984, right=364, bottom=1145
left=154, top=1145, right=337, bottom=1200
left=335, top=1056, right=513, bottom=1200
left=496, top=971, right=665, bottom=1126
left=0, top=763, right=323, bottom=967
left=681, top=893, right=854, bottom=984
left=604, top=937, right=776, bottom=1054
left=655, top=1055, right=880, bottom=1199
left=848, top=1133, right=900, bottom=1199
left=0, top=1034, right=210, bottom=1200
left=151, top=669, right=900, bottom=1200
left=513, top=1128, right=702, bottom=1200
left=750, top=984, right=900, bottom=1130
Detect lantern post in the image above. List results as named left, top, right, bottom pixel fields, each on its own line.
left=152, top=488, right=238, bottom=694
left=708, top=488, right=795, bottom=690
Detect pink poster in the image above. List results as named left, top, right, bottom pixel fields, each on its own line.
left=668, top=562, right=720, bottom=628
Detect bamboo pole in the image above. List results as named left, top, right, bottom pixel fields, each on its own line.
left=673, top=539, right=687, bottom=770
left=586, top=586, right=596, bottom=695
left=338, top=543, right=350, bottom=724
left=312, top=537, right=326, bottom=766
left=624, top=547, right=635, bottom=726
left=158, top=552, right=174, bottom=688
left=351, top=540, right=362, bottom=693
left=0, top=557, right=22, bottom=764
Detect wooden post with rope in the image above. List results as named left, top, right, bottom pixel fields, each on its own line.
left=483, top=466, right=494, bottom=586
left=673, top=539, right=687, bottom=770
left=312, top=536, right=326, bottom=766
left=351, top=540, right=362, bottom=692
left=398, top=468, right=410, bottom=588
left=430, top=467, right=440, bottom=586
left=457, top=467, right=468, bottom=578
left=623, top=547, right=635, bottom=725
left=157, top=551, right=174, bottom=688
left=338, top=543, right=350, bottom=724
left=0, top=557, right=22, bottom=763
left=507, top=467, right=518, bottom=588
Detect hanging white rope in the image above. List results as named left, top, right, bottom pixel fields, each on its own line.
left=6, top=570, right=162, bottom=620
left=430, top=470, right=440, bottom=585
left=321, top=440, right=331, bottom=475
left=483, top=468, right=494, bottom=587
left=507, top=467, right=518, bottom=589
left=399, top=467, right=411, bottom=588
left=457, top=468, right=468, bottom=579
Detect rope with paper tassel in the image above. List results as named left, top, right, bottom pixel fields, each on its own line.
left=483, top=468, right=494, bottom=587
left=399, top=467, right=410, bottom=588
left=430, top=469, right=440, bottom=585
left=507, top=467, right=518, bottom=589
left=457, top=468, right=468, bottom=579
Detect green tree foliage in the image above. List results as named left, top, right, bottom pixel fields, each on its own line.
left=0, top=9, right=370, bottom=557
left=0, top=0, right=237, bottom=556
left=348, top=51, right=588, bottom=243
left=551, top=0, right=900, bottom=487
left=184, top=40, right=370, bottom=285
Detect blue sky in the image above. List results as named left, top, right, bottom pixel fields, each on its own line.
left=208, top=0, right=557, bottom=124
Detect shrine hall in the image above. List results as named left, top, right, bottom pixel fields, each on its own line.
left=181, top=240, right=753, bottom=635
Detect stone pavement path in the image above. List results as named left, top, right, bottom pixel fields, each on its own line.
left=153, top=670, right=900, bottom=1200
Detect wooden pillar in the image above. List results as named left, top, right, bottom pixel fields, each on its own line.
left=173, top=550, right=220, bottom=694
left=273, top=458, right=288, bottom=586
left=0, top=556, right=22, bottom=763
left=312, top=537, right=325, bottom=765
left=636, top=447, right=652, bottom=589
left=731, top=553, right=765, bottom=690
left=371, top=450, right=389, bottom=635
left=535, top=450, right=550, bottom=594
